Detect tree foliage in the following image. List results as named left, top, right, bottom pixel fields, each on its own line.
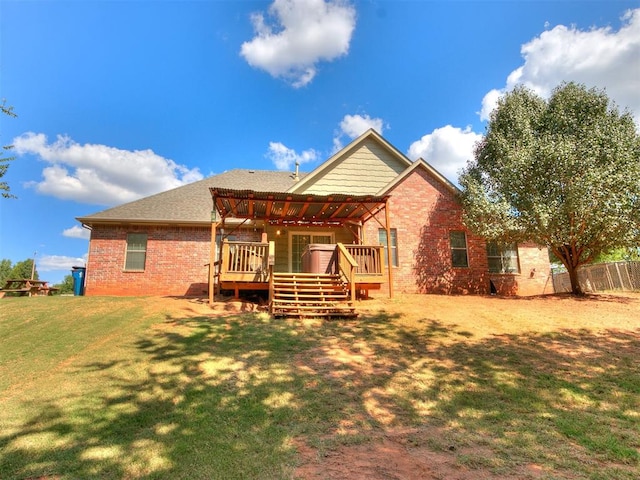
left=0, top=259, right=12, bottom=287
left=594, top=247, right=640, bottom=264
left=1, top=100, right=17, bottom=199
left=9, top=259, right=39, bottom=281
left=460, top=82, right=640, bottom=294
left=54, top=274, right=75, bottom=295
left=0, top=258, right=40, bottom=286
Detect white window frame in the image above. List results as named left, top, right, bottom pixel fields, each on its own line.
left=378, top=228, right=399, bottom=267
left=450, top=231, right=469, bottom=268
left=487, top=242, right=520, bottom=274
left=124, top=233, right=148, bottom=271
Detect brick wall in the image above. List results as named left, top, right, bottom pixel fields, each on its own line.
left=489, top=242, right=553, bottom=296
left=364, top=166, right=551, bottom=296
left=84, top=169, right=552, bottom=298
left=364, top=167, right=489, bottom=295
left=85, top=225, right=212, bottom=296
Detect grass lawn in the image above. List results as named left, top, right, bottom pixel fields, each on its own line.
left=0, top=293, right=638, bottom=479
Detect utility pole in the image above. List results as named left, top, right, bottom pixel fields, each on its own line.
left=31, top=251, right=36, bottom=280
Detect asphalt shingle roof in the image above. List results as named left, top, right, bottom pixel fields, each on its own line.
left=77, top=169, right=306, bottom=225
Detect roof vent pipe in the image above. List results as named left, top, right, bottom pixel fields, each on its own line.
left=294, top=161, right=299, bottom=181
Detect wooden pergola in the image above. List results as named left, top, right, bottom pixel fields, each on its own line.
left=209, top=188, right=394, bottom=301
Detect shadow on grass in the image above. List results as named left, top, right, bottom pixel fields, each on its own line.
left=0, top=312, right=314, bottom=479
left=287, top=315, right=640, bottom=477
left=1, top=309, right=638, bottom=479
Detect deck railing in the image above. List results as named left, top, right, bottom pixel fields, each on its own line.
left=219, top=241, right=385, bottom=286
left=344, top=245, right=385, bottom=278
left=220, top=241, right=269, bottom=282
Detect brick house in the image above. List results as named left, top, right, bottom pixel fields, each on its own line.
left=77, top=129, right=552, bottom=302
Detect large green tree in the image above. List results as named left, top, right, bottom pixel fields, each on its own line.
left=0, top=258, right=40, bottom=286
left=1, top=100, right=17, bottom=199
left=460, top=82, right=640, bottom=295
left=9, top=259, right=39, bottom=281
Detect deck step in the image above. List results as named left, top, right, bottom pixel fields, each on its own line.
left=271, top=272, right=356, bottom=318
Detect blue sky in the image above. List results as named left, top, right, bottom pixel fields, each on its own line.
left=1, top=0, right=639, bottom=284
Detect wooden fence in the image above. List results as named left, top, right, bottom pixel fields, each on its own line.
left=552, top=261, right=640, bottom=293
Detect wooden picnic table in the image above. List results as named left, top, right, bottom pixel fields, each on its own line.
left=0, top=279, right=59, bottom=298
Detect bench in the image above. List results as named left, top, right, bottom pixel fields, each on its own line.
left=0, top=288, right=31, bottom=298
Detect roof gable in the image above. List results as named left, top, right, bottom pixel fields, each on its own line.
left=378, top=158, right=461, bottom=197
left=288, top=129, right=412, bottom=196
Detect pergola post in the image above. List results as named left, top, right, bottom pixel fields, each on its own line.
left=384, top=198, right=394, bottom=299
left=209, top=221, right=219, bottom=305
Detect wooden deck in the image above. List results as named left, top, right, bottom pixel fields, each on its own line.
left=214, top=241, right=385, bottom=316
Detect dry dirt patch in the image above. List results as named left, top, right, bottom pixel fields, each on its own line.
left=293, top=428, right=549, bottom=480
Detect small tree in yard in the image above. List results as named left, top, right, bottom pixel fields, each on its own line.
left=55, top=274, right=75, bottom=294
left=460, top=82, right=640, bottom=295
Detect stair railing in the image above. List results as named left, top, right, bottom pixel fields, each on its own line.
left=268, top=241, right=275, bottom=314
left=336, top=243, right=358, bottom=303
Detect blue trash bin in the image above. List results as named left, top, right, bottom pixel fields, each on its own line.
left=71, top=266, right=86, bottom=296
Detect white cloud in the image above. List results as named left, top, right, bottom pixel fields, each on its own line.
left=240, top=0, right=356, bottom=88
left=13, top=132, right=203, bottom=206
left=333, top=113, right=385, bottom=151
left=37, top=254, right=87, bottom=272
left=479, top=89, right=503, bottom=123
left=407, top=125, right=482, bottom=184
left=480, top=8, right=640, bottom=124
left=63, top=225, right=91, bottom=240
left=339, top=114, right=384, bottom=138
left=266, top=141, right=319, bottom=170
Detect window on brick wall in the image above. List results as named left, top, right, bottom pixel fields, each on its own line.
left=125, top=233, right=147, bottom=271
left=487, top=242, right=520, bottom=273
left=449, top=231, right=469, bottom=267
left=378, top=228, right=398, bottom=267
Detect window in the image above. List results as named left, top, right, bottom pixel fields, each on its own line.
left=290, top=232, right=334, bottom=272
left=450, top=231, right=468, bottom=267
left=378, top=228, right=398, bottom=267
left=214, top=233, right=236, bottom=263
left=125, top=233, right=147, bottom=271
left=487, top=242, right=520, bottom=273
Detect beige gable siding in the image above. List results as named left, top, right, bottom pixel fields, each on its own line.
left=301, top=139, right=409, bottom=195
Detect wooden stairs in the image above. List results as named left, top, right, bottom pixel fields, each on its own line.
left=270, top=272, right=357, bottom=318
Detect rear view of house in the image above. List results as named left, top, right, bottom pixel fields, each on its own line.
left=77, top=130, right=551, bottom=302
